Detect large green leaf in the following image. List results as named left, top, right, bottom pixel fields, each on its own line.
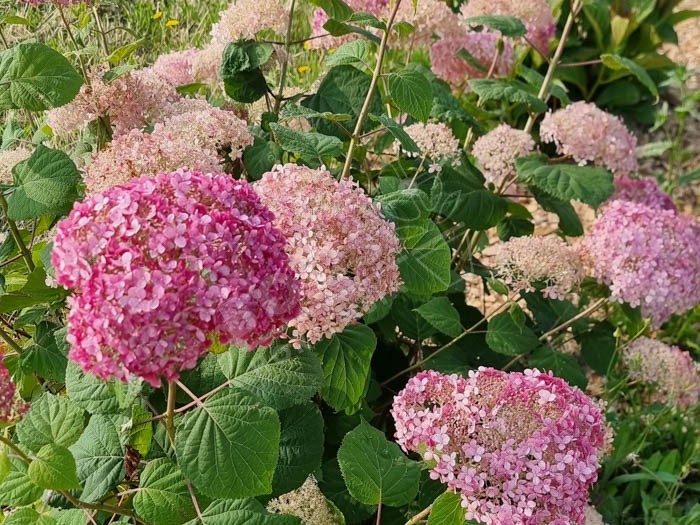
left=337, top=420, right=420, bottom=506
left=4, top=509, right=57, bottom=525
left=528, top=347, right=587, bottom=389
left=65, top=362, right=120, bottom=414
left=217, top=344, right=323, bottom=410
left=516, top=155, right=614, bottom=208
left=414, top=297, right=463, bottom=338
left=601, top=54, right=658, bottom=98
left=465, top=15, right=527, bottom=37
left=427, top=491, right=465, bottom=525
left=220, top=41, right=273, bottom=103
left=485, top=309, right=540, bottom=356
left=0, top=42, right=82, bottom=111
left=269, top=123, right=344, bottom=167
left=320, top=459, right=374, bottom=524
left=133, top=458, right=195, bottom=525
left=6, top=145, right=81, bottom=220
left=184, top=499, right=300, bottom=525
left=16, top=393, right=85, bottom=453
left=0, top=460, right=44, bottom=506
left=326, top=40, right=375, bottom=69
left=27, top=444, right=81, bottom=490
left=387, top=68, right=432, bottom=122
left=70, top=415, right=125, bottom=502
left=469, top=79, right=548, bottom=112
left=175, top=389, right=280, bottom=499
left=532, top=188, right=584, bottom=237
left=396, top=221, right=451, bottom=295
left=272, top=403, right=324, bottom=495
left=579, top=321, right=617, bottom=375
left=374, top=189, right=431, bottom=234
left=314, top=324, right=377, bottom=412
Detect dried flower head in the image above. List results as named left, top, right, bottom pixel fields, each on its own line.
left=52, top=169, right=300, bottom=386
left=255, top=164, right=401, bottom=344
left=579, top=200, right=700, bottom=327
left=472, top=124, right=535, bottom=185
left=267, top=476, right=343, bottom=524
left=391, top=368, right=607, bottom=524
left=540, top=102, right=638, bottom=176
left=402, top=122, right=461, bottom=172
left=430, top=31, right=514, bottom=88
left=494, top=235, right=584, bottom=299
left=0, top=354, right=29, bottom=423
left=623, top=337, right=699, bottom=408
left=0, top=147, right=32, bottom=184
left=608, top=175, right=675, bottom=211
left=584, top=505, right=607, bottom=525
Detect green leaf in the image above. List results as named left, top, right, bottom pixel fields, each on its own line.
left=106, top=38, right=146, bottom=65
left=486, top=309, right=540, bottom=355
left=320, top=458, right=374, bottom=523
left=175, top=389, right=280, bottom=499
left=497, top=215, right=534, bottom=240
left=369, top=113, right=419, bottom=153
left=28, top=444, right=81, bottom=490
left=224, top=70, right=269, bottom=103
left=133, top=458, right=195, bottom=525
left=528, top=347, right=587, bottom=389
left=516, top=155, right=614, bottom=208
left=532, top=189, right=584, bottom=236
left=326, top=40, right=375, bottom=69
left=6, top=145, right=80, bottom=220
left=469, top=79, right=548, bottom=113
left=243, top=137, right=279, bottom=180
left=50, top=509, right=85, bottom=525
left=65, top=362, right=119, bottom=414
left=221, top=40, right=274, bottom=75
left=397, top=221, right=451, bottom=295
left=20, top=322, right=67, bottom=383
left=269, top=123, right=344, bottom=167
left=272, top=403, right=324, bottom=495
left=309, top=0, right=354, bottom=21
left=70, top=415, right=124, bottom=502
left=601, top=54, right=659, bottom=99
left=427, top=491, right=465, bottom=525
left=217, top=344, right=323, bottom=411
left=279, top=104, right=352, bottom=122
left=184, top=499, right=300, bottom=525
left=414, top=297, right=463, bottom=338
left=314, top=324, right=377, bottom=412
left=375, top=189, right=431, bottom=232
left=0, top=42, right=82, bottom=111
left=337, top=420, right=420, bottom=506
left=4, top=509, right=57, bottom=525
left=0, top=459, right=44, bottom=506
left=0, top=446, right=9, bottom=484
left=16, top=393, right=85, bottom=453
left=127, top=405, right=154, bottom=456
left=302, top=65, right=382, bottom=139
left=388, top=69, right=433, bottom=122
left=465, top=15, right=527, bottom=37
left=579, top=322, right=617, bottom=375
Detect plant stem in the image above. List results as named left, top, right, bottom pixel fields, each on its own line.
left=524, top=0, right=582, bottom=134
left=60, top=490, right=149, bottom=525
left=0, top=326, right=23, bottom=354
left=0, top=435, right=32, bottom=463
left=166, top=380, right=177, bottom=446
left=405, top=504, right=432, bottom=524
left=55, top=3, right=90, bottom=83
left=341, top=0, right=403, bottom=179
left=0, top=194, right=35, bottom=273
left=273, top=0, right=296, bottom=116
left=92, top=4, right=110, bottom=55
left=376, top=503, right=382, bottom=525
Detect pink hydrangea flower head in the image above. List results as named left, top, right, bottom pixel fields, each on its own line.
left=151, top=48, right=200, bottom=88
left=579, top=200, right=700, bottom=327
left=623, top=337, right=699, bottom=408
left=394, top=0, right=465, bottom=48
left=83, top=99, right=253, bottom=193
left=430, top=31, right=514, bottom=89
left=540, top=102, right=638, bottom=176
left=0, top=355, right=29, bottom=423
left=391, top=368, right=607, bottom=524
left=255, top=164, right=402, bottom=344
left=495, top=235, right=584, bottom=299
left=459, top=0, right=556, bottom=53
left=401, top=122, right=461, bottom=172
left=308, top=0, right=389, bottom=49
left=52, top=169, right=301, bottom=386
left=472, top=124, right=535, bottom=185
left=608, top=175, right=675, bottom=211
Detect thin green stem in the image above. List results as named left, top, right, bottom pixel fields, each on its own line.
left=341, top=0, right=403, bottom=179
left=524, top=0, right=582, bottom=134
left=405, top=503, right=432, bottom=525
left=0, top=194, right=35, bottom=273
left=0, top=326, right=23, bottom=354
left=55, top=3, right=90, bottom=83
left=166, top=380, right=177, bottom=446
left=91, top=5, right=110, bottom=56
left=0, top=435, right=32, bottom=463
left=273, top=0, right=296, bottom=116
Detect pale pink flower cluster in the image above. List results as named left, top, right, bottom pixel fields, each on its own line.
left=583, top=505, right=607, bottom=525
left=402, top=122, right=461, bottom=172
left=46, top=68, right=179, bottom=138
left=52, top=169, right=300, bottom=387
left=308, top=0, right=389, bottom=49
left=623, top=337, right=699, bottom=408
left=495, top=235, right=584, bottom=299
left=394, top=0, right=465, bottom=48
left=540, top=102, right=638, bottom=176
left=579, top=200, right=700, bottom=326
left=391, top=368, right=607, bottom=524
left=472, top=124, right=535, bottom=184
left=151, top=48, right=200, bottom=88
left=459, top=0, right=556, bottom=53
left=0, top=147, right=32, bottom=184
left=0, top=355, right=29, bottom=423
left=255, top=164, right=402, bottom=344
left=194, top=0, right=287, bottom=80
left=608, top=175, right=675, bottom=211
left=83, top=101, right=253, bottom=193
left=430, top=31, right=514, bottom=88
